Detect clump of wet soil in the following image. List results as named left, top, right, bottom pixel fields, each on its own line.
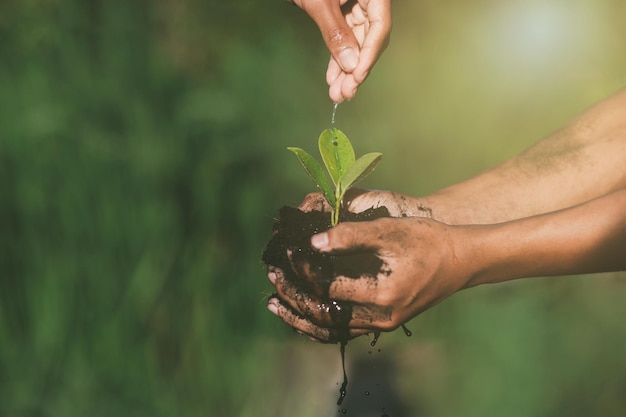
left=262, top=205, right=395, bottom=407
left=262, top=205, right=390, bottom=339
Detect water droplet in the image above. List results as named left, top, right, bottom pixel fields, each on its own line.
left=402, top=324, right=412, bottom=337
left=365, top=391, right=370, bottom=396
left=370, top=332, right=381, bottom=346
left=331, top=102, right=339, bottom=127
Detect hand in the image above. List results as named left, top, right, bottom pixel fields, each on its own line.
left=298, top=188, right=434, bottom=219
left=267, top=215, right=473, bottom=342
left=289, top=0, right=392, bottom=102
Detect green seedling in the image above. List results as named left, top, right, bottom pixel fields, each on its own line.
left=288, top=128, right=382, bottom=226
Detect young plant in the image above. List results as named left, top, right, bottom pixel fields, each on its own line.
left=288, top=128, right=382, bottom=226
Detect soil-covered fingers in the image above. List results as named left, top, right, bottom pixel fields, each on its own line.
left=299, top=192, right=331, bottom=213
left=267, top=297, right=371, bottom=343
left=272, top=262, right=339, bottom=327
left=328, top=275, right=402, bottom=330
left=272, top=263, right=395, bottom=331
left=344, top=189, right=426, bottom=218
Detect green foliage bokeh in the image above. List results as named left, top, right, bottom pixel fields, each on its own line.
left=1, top=1, right=626, bottom=416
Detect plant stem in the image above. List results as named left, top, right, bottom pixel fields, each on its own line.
left=332, top=204, right=340, bottom=226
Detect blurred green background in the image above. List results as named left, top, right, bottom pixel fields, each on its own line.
left=1, top=0, right=626, bottom=416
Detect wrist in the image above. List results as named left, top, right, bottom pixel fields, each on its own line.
left=461, top=223, right=519, bottom=288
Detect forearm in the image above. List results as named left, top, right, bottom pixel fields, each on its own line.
left=425, top=87, right=626, bottom=225
left=464, top=187, right=626, bottom=287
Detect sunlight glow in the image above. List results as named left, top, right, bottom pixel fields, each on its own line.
left=490, top=2, right=589, bottom=66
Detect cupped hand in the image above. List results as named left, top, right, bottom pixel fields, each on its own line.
left=267, top=215, right=474, bottom=342
left=289, top=0, right=392, bottom=102
left=298, top=189, right=433, bottom=219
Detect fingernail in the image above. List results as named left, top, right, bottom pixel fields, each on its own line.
left=311, top=232, right=329, bottom=250
left=339, top=48, right=358, bottom=71
left=267, top=271, right=276, bottom=285
left=267, top=300, right=279, bottom=315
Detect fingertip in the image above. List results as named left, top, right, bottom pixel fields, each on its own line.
left=311, top=232, right=329, bottom=250
left=267, top=298, right=279, bottom=315
left=329, top=90, right=345, bottom=104
left=329, top=75, right=346, bottom=103
left=341, top=75, right=359, bottom=101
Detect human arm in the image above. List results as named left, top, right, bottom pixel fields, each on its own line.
left=288, top=0, right=392, bottom=102
left=266, top=87, right=626, bottom=341
left=268, top=187, right=626, bottom=341
left=420, top=87, right=626, bottom=224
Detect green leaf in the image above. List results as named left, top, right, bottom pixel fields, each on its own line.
left=318, top=128, right=355, bottom=187
left=287, top=147, right=336, bottom=207
left=337, top=152, right=382, bottom=198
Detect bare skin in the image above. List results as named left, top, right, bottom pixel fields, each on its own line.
left=287, top=0, right=392, bottom=102
left=266, top=87, right=626, bottom=342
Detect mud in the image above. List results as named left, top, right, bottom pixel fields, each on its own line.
left=262, top=205, right=390, bottom=340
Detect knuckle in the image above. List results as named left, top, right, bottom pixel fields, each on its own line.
left=336, top=222, right=360, bottom=247
left=326, top=27, right=353, bottom=49
left=300, top=192, right=327, bottom=212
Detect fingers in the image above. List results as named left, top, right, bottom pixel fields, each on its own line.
left=326, top=56, right=342, bottom=86
left=267, top=297, right=371, bottom=342
left=298, top=192, right=330, bottom=212
left=272, top=261, right=339, bottom=328
left=270, top=261, right=395, bottom=331
left=293, top=0, right=392, bottom=102
left=327, top=58, right=360, bottom=102
left=351, top=0, right=392, bottom=84
left=300, top=0, right=361, bottom=73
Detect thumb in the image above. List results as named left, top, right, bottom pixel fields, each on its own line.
left=302, top=1, right=360, bottom=72
left=311, top=221, right=381, bottom=253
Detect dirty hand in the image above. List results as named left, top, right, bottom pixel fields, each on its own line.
left=267, top=215, right=472, bottom=342
left=288, top=0, right=392, bottom=102
left=298, top=189, right=433, bottom=219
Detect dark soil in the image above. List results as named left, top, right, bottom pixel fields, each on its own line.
left=262, top=205, right=390, bottom=341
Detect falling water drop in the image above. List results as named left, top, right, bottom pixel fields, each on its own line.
left=331, top=102, right=339, bottom=127
left=402, top=324, right=412, bottom=337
